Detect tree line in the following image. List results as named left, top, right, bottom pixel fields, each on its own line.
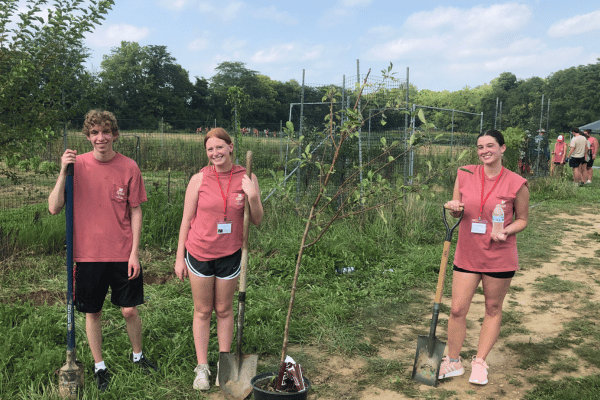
left=2, top=0, right=600, bottom=162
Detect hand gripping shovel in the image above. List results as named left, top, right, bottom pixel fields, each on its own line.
left=219, top=151, right=258, bottom=400
left=411, top=205, right=463, bottom=387
left=58, top=163, right=85, bottom=398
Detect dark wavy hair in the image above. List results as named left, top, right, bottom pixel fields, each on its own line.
left=477, top=130, right=505, bottom=146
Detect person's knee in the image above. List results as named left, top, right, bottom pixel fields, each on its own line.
left=483, top=300, right=503, bottom=317
left=214, top=303, right=233, bottom=320
left=121, top=306, right=139, bottom=320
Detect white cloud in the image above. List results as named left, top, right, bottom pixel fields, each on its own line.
left=87, top=24, right=150, bottom=48
left=188, top=36, right=210, bottom=51
left=405, top=4, right=530, bottom=39
left=339, top=0, right=372, bottom=7
left=159, top=0, right=192, bottom=10
left=222, top=37, right=247, bottom=52
left=547, top=10, right=600, bottom=37
left=252, top=44, right=295, bottom=63
left=222, top=2, right=245, bottom=21
left=251, top=6, right=298, bottom=25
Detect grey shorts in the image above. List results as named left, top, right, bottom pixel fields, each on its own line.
left=185, top=248, right=241, bottom=280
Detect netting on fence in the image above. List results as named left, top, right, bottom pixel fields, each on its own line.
left=1, top=72, right=497, bottom=226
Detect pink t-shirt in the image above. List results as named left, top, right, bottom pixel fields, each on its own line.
left=453, top=165, right=528, bottom=273
left=73, top=152, right=147, bottom=262
left=589, top=136, right=598, bottom=158
left=185, top=165, right=247, bottom=261
left=552, top=141, right=566, bottom=163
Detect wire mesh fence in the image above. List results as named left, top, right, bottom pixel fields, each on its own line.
left=1, top=72, right=509, bottom=227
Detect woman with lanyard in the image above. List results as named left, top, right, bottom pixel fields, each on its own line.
left=174, top=128, right=264, bottom=391
left=440, top=130, right=529, bottom=385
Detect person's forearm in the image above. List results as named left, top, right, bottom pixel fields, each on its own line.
left=129, top=207, right=143, bottom=259
left=48, top=171, right=67, bottom=214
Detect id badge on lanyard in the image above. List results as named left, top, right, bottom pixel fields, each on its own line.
left=471, top=219, right=487, bottom=234
left=474, top=167, right=503, bottom=234
left=217, top=220, right=232, bottom=234
left=214, top=166, right=234, bottom=235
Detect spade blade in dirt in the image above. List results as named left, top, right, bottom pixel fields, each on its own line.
left=411, top=206, right=462, bottom=387
left=219, top=351, right=258, bottom=400
left=411, top=330, right=446, bottom=387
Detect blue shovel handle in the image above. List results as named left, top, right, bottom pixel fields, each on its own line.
left=66, top=163, right=75, bottom=351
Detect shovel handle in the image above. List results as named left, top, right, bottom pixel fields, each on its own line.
left=434, top=206, right=463, bottom=304
left=235, top=151, right=252, bottom=356
left=66, top=163, right=75, bottom=352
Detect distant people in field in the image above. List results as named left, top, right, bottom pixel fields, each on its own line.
left=583, top=129, right=597, bottom=184
left=550, top=135, right=567, bottom=176
left=567, top=128, right=588, bottom=185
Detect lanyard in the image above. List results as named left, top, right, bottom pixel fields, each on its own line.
left=213, top=166, right=234, bottom=220
left=479, top=166, right=503, bottom=220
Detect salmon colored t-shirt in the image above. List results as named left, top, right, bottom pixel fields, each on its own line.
left=453, top=165, right=527, bottom=273
left=73, top=152, right=147, bottom=262
left=552, top=141, right=566, bottom=163
left=185, top=165, right=247, bottom=261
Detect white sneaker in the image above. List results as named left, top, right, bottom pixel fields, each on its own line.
left=193, top=364, right=210, bottom=391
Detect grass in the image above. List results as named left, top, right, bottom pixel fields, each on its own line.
left=2, top=169, right=600, bottom=399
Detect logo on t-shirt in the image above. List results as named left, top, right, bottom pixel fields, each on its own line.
left=235, top=193, right=244, bottom=206
left=114, top=186, right=126, bottom=201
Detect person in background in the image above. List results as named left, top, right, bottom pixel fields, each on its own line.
left=583, top=129, right=597, bottom=184
left=550, top=135, right=567, bottom=176
left=174, top=128, right=263, bottom=391
left=48, top=110, right=158, bottom=392
left=441, top=130, right=529, bottom=386
left=566, top=128, right=588, bottom=185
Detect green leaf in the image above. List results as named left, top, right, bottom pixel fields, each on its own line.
left=457, top=149, right=469, bottom=162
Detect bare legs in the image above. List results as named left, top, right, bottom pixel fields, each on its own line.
left=85, top=306, right=143, bottom=364
left=189, top=273, right=239, bottom=365
left=446, top=270, right=512, bottom=361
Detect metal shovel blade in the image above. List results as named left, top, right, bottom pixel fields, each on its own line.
left=411, top=334, right=446, bottom=387
left=219, top=352, right=258, bottom=400
left=58, top=350, right=84, bottom=399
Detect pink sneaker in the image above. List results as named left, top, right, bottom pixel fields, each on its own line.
left=469, top=356, right=488, bottom=385
left=438, top=356, right=464, bottom=379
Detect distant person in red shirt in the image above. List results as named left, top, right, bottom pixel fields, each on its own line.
left=48, top=110, right=158, bottom=392
left=441, top=130, right=529, bottom=386
left=583, top=129, right=597, bottom=184
left=174, top=128, right=263, bottom=391
left=550, top=135, right=567, bottom=176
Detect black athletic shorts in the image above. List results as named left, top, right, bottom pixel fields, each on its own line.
left=453, top=265, right=515, bottom=279
left=569, top=157, right=585, bottom=168
left=185, top=248, right=241, bottom=280
left=74, top=262, right=144, bottom=313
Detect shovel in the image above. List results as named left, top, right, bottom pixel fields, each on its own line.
left=411, top=205, right=463, bottom=387
left=219, top=151, right=258, bottom=400
left=58, top=163, right=85, bottom=398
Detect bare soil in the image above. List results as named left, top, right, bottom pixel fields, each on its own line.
left=204, top=210, right=600, bottom=399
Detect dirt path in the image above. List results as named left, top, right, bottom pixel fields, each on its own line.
left=206, top=210, right=600, bottom=399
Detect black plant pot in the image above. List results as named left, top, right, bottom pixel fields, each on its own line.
left=251, top=371, right=311, bottom=400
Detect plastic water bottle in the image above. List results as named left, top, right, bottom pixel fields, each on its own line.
left=492, top=204, right=504, bottom=235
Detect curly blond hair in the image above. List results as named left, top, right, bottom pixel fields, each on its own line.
left=82, top=109, right=119, bottom=138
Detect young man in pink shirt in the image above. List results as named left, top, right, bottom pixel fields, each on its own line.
left=49, top=110, right=157, bottom=392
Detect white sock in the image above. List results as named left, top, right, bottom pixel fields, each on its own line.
left=95, top=361, right=106, bottom=373
left=133, top=351, right=143, bottom=362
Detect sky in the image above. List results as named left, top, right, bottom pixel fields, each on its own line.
left=76, top=1, right=600, bottom=91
